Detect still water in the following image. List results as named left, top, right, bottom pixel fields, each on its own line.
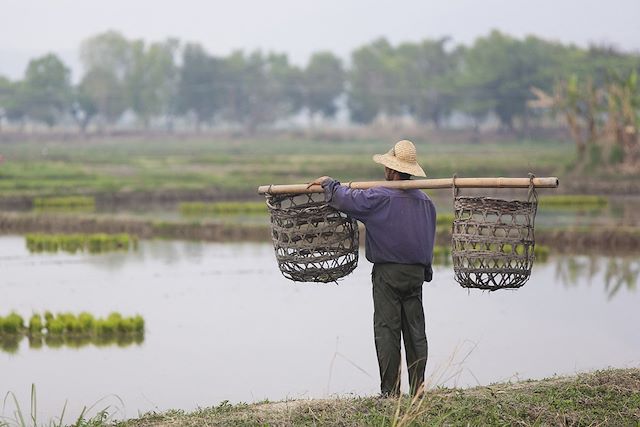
left=1, top=236, right=638, bottom=421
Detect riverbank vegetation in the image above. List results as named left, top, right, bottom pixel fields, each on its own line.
left=109, top=368, right=640, bottom=426
left=25, top=233, right=137, bottom=253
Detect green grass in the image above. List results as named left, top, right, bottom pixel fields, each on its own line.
left=179, top=201, right=267, bottom=216
left=32, top=196, right=96, bottom=210
left=109, top=368, right=640, bottom=426
left=25, top=233, right=137, bottom=254
left=538, top=194, right=608, bottom=208
left=0, top=384, right=120, bottom=427
left=435, top=212, right=454, bottom=227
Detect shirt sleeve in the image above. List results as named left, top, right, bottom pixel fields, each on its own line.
left=321, top=178, right=383, bottom=223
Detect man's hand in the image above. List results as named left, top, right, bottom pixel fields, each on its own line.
left=307, top=176, right=332, bottom=189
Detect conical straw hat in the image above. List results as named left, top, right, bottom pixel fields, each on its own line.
left=372, top=140, right=426, bottom=177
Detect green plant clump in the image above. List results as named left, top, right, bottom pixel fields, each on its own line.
left=1, top=311, right=144, bottom=339
left=0, top=312, right=25, bottom=335
left=32, top=195, right=95, bottom=210
left=432, top=244, right=551, bottom=265
left=538, top=195, right=608, bottom=208
left=179, top=201, right=267, bottom=216
left=436, top=213, right=454, bottom=227
left=28, top=314, right=43, bottom=334
left=26, top=233, right=137, bottom=254
left=432, top=245, right=452, bottom=265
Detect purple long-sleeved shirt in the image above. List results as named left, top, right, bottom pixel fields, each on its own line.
left=322, top=178, right=436, bottom=267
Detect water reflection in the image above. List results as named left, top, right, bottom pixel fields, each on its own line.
left=0, top=333, right=144, bottom=354
left=554, top=256, right=639, bottom=299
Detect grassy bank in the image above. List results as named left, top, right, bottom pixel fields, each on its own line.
left=114, top=368, right=640, bottom=426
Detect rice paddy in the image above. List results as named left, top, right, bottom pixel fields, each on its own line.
left=25, top=233, right=137, bottom=254
left=0, top=311, right=145, bottom=353
left=0, top=138, right=575, bottom=199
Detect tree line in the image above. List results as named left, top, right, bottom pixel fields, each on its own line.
left=0, top=30, right=638, bottom=134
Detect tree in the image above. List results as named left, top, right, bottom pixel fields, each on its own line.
left=127, top=39, right=179, bottom=127
left=348, top=38, right=401, bottom=124
left=176, top=43, right=224, bottom=129
left=396, top=38, right=458, bottom=127
left=79, top=31, right=134, bottom=126
left=0, top=79, right=27, bottom=127
left=71, top=80, right=98, bottom=133
left=302, top=52, right=344, bottom=119
left=22, top=54, right=72, bottom=127
left=453, top=46, right=496, bottom=139
left=530, top=70, right=639, bottom=170
left=80, top=31, right=134, bottom=80
left=0, top=76, right=11, bottom=129
left=460, top=31, right=565, bottom=131
left=222, top=51, right=303, bottom=132
left=77, top=68, right=126, bottom=128
left=606, top=71, right=640, bottom=167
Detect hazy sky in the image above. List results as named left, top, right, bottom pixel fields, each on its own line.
left=1, top=0, right=639, bottom=80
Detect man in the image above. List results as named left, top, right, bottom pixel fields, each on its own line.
left=309, top=140, right=436, bottom=397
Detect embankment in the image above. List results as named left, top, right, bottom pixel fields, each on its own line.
left=117, top=368, right=640, bottom=426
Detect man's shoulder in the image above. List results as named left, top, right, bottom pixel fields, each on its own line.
left=381, top=187, right=431, bottom=200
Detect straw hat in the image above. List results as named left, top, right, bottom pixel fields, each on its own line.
left=372, top=140, right=426, bottom=177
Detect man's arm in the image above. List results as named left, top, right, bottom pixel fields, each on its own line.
left=309, top=177, right=382, bottom=222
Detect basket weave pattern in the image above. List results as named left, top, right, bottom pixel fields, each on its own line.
left=451, top=196, right=537, bottom=290
left=266, top=193, right=359, bottom=283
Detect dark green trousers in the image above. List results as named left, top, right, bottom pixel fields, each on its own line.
left=372, top=263, right=427, bottom=396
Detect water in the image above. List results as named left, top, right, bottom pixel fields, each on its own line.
left=0, top=236, right=638, bottom=422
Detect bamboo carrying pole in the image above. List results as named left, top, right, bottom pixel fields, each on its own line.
left=258, top=177, right=559, bottom=195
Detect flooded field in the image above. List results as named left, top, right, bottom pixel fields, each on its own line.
left=1, top=237, right=638, bottom=422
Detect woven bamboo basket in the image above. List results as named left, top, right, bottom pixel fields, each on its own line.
left=266, top=193, right=359, bottom=283
left=451, top=177, right=538, bottom=291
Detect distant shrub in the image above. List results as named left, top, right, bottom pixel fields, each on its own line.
left=609, top=145, right=624, bottom=164
left=588, top=144, right=602, bottom=169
